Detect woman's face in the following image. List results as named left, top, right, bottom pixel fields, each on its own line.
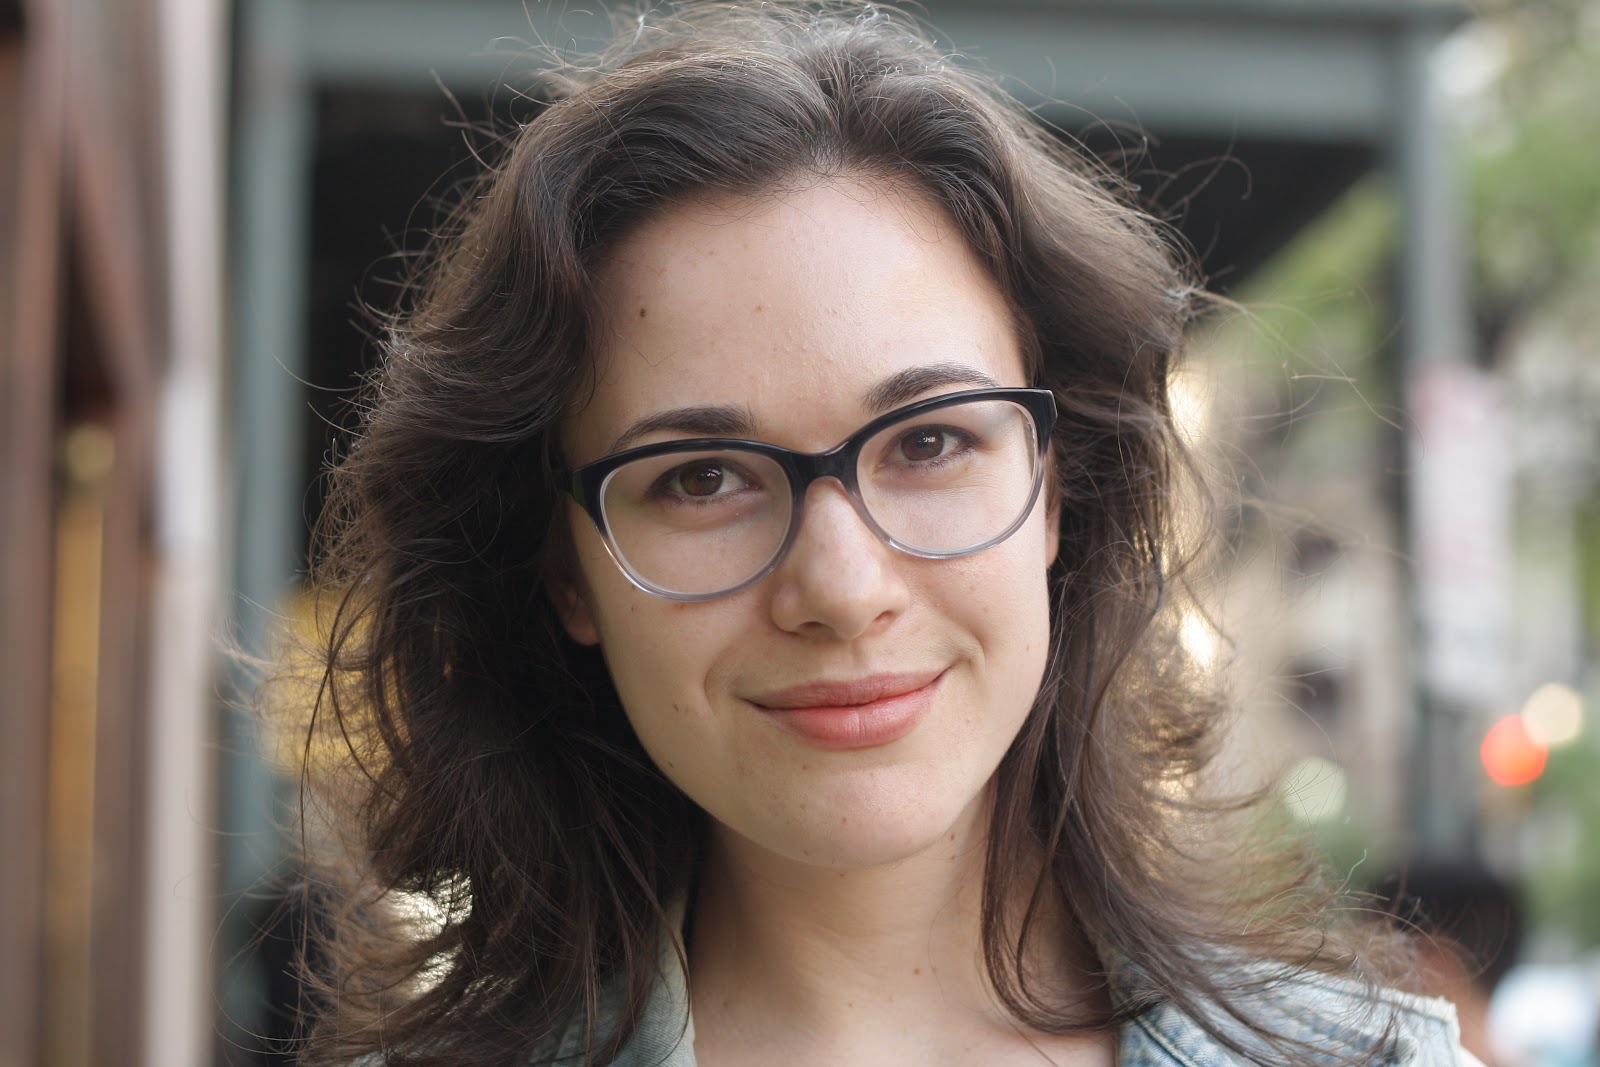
left=559, top=177, right=1057, bottom=869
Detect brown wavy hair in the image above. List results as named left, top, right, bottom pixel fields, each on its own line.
left=285, top=3, right=1405, bottom=1065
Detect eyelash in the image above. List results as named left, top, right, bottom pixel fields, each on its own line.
left=647, top=460, right=762, bottom=504
left=887, top=425, right=978, bottom=466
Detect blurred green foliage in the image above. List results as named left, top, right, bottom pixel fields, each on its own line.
left=1529, top=737, right=1600, bottom=947
left=1232, top=0, right=1600, bottom=374
left=1470, top=0, right=1600, bottom=340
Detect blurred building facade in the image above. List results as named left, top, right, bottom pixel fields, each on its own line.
left=2, top=1, right=226, bottom=1066
left=5, top=1, right=1517, bottom=1065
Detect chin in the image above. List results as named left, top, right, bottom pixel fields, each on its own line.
left=725, top=776, right=991, bottom=871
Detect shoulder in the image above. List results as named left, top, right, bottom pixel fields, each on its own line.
left=523, top=941, right=696, bottom=1067
left=1117, top=967, right=1468, bottom=1067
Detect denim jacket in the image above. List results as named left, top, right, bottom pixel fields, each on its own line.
left=535, top=923, right=1474, bottom=1067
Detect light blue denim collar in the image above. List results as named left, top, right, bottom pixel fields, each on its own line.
left=542, top=906, right=1466, bottom=1067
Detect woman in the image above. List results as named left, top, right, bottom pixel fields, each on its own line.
left=292, top=3, right=1474, bottom=1064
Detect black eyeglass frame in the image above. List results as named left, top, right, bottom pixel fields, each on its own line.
left=559, top=386, right=1058, bottom=602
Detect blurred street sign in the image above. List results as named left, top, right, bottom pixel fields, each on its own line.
left=1410, top=360, right=1514, bottom=706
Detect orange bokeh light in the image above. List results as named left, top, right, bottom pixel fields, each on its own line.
left=1481, top=715, right=1548, bottom=787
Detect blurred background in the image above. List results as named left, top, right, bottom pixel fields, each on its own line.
left=2, top=0, right=1597, bottom=1064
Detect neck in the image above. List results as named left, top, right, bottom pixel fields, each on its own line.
left=686, top=796, right=1107, bottom=1065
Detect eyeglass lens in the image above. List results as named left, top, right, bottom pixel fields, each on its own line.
left=595, top=397, right=1042, bottom=598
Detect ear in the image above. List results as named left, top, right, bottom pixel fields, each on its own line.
left=1044, top=492, right=1061, bottom=570
left=1043, top=455, right=1061, bottom=570
left=550, top=577, right=601, bottom=647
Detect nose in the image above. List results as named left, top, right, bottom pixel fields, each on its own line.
left=767, top=478, right=910, bottom=640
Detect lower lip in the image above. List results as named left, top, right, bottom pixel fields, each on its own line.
left=757, top=675, right=942, bottom=751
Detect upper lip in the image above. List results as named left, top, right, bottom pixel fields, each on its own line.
left=748, top=670, right=944, bottom=710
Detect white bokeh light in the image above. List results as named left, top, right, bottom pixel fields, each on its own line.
left=1520, top=682, right=1584, bottom=748
left=1279, top=756, right=1349, bottom=825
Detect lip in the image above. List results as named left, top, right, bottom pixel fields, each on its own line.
left=748, top=670, right=945, bottom=751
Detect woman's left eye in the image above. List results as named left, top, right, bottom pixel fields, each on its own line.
left=894, top=426, right=969, bottom=463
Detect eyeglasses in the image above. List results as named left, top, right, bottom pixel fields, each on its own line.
left=560, top=387, right=1057, bottom=602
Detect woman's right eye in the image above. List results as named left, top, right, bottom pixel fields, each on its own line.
left=653, top=459, right=755, bottom=501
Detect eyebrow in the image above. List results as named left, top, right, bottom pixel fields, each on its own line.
left=607, top=404, right=757, bottom=454
left=606, top=361, right=1003, bottom=455
left=862, top=362, right=1002, bottom=415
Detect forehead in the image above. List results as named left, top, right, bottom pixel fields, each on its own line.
left=565, top=177, right=1026, bottom=462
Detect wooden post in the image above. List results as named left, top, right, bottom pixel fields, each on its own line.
left=0, top=3, right=65, bottom=1061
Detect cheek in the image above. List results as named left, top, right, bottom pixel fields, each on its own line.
left=592, top=593, right=706, bottom=694
left=948, top=519, right=1055, bottom=731
left=582, top=574, right=742, bottom=735
left=593, top=600, right=760, bottom=812
left=566, top=513, right=754, bottom=762
left=594, top=605, right=710, bottom=762
left=952, top=515, right=1054, bottom=639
